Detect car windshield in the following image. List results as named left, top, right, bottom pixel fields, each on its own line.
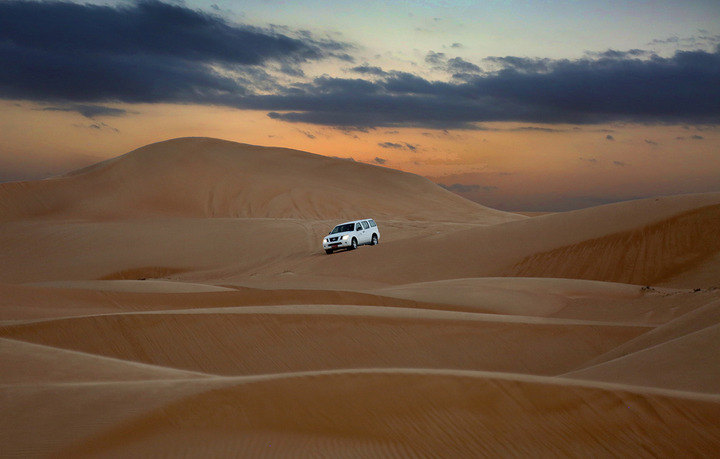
left=330, top=223, right=355, bottom=234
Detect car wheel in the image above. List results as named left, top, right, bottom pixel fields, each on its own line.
left=350, top=238, right=358, bottom=250
left=371, top=234, right=378, bottom=245
left=325, top=249, right=333, bottom=254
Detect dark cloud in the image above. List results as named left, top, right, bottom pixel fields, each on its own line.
left=350, top=65, right=388, bottom=76
left=257, top=47, right=720, bottom=129
left=586, top=49, right=648, bottom=59
left=377, top=141, right=417, bottom=151
left=3, top=1, right=719, bottom=130
left=425, top=52, right=480, bottom=77
left=510, top=126, right=563, bottom=133
left=425, top=51, right=447, bottom=66
left=298, top=130, right=316, bottom=139
left=279, top=63, right=306, bottom=77
left=41, top=104, right=127, bottom=119
left=648, top=34, right=720, bottom=50
left=470, top=125, right=564, bottom=133
left=447, top=57, right=481, bottom=74
left=4, top=0, right=346, bottom=63
left=421, top=129, right=451, bottom=137
left=677, top=134, right=706, bottom=141
left=440, top=183, right=497, bottom=193
left=0, top=0, right=348, bottom=104
left=484, top=56, right=551, bottom=73
left=450, top=42, right=463, bottom=49
left=606, top=134, right=615, bottom=140
left=75, top=121, right=119, bottom=133
left=648, top=36, right=680, bottom=46
left=378, top=142, right=404, bottom=149
left=373, top=157, right=387, bottom=165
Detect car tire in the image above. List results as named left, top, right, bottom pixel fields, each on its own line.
left=325, top=249, right=333, bottom=254
left=371, top=234, right=378, bottom=245
left=350, top=238, right=358, bottom=250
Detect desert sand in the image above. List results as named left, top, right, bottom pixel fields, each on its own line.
left=1, top=137, right=719, bottom=456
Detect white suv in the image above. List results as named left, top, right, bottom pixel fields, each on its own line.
left=322, top=219, right=380, bottom=254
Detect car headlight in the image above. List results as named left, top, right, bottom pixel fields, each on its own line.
left=342, top=235, right=349, bottom=240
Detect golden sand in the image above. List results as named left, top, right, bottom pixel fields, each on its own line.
left=1, top=138, right=719, bottom=456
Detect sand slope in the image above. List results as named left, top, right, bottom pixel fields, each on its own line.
left=242, top=192, right=720, bottom=288
left=565, top=324, right=720, bottom=393
left=2, top=283, right=719, bottom=456
left=2, top=137, right=720, bottom=456
left=58, top=371, right=720, bottom=457
left=0, top=137, right=519, bottom=223
left=0, top=337, right=208, bottom=384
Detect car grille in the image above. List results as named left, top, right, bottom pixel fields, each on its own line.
left=329, top=237, right=339, bottom=242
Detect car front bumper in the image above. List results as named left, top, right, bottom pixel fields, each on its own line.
left=322, top=238, right=352, bottom=250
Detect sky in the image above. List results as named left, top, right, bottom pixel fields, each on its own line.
left=1, top=0, right=719, bottom=211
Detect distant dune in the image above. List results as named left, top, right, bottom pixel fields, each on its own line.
left=1, top=137, right=719, bottom=456
left=0, top=137, right=519, bottom=223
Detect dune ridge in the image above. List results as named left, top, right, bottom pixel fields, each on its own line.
left=0, top=337, right=210, bottom=384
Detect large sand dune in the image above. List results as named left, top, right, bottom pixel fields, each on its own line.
left=0, top=137, right=517, bottom=223
left=2, top=137, right=719, bottom=456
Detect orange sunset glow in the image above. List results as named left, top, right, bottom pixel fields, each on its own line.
left=1, top=1, right=719, bottom=210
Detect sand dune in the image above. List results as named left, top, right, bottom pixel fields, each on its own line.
left=0, top=337, right=208, bottom=384
left=0, top=281, right=465, bottom=322
left=0, top=307, right=647, bottom=376
left=565, top=323, right=720, bottom=393
left=508, top=203, right=720, bottom=285
left=52, top=371, right=720, bottom=457
left=2, top=137, right=719, bottom=455
left=568, top=299, right=720, bottom=368
left=0, top=137, right=518, bottom=223
left=4, top=370, right=719, bottom=457
left=0, top=378, right=227, bottom=457
left=1, top=138, right=717, bottom=288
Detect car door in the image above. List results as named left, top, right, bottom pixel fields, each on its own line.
left=354, top=222, right=364, bottom=244
left=360, top=220, right=371, bottom=244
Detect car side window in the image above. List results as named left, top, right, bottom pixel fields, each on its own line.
left=356, top=224, right=362, bottom=231
left=369, top=220, right=376, bottom=227
left=361, top=221, right=369, bottom=229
